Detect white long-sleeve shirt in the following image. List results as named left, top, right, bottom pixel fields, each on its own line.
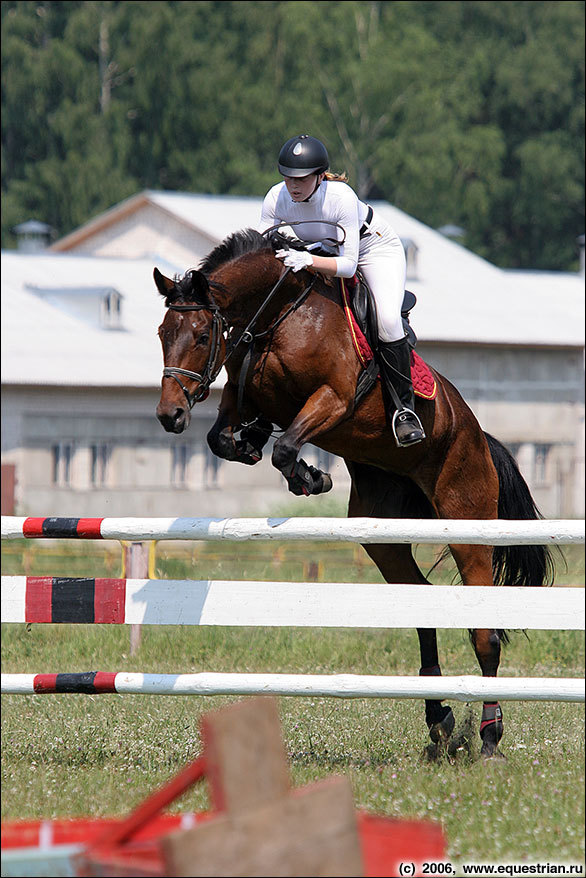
left=259, top=179, right=371, bottom=278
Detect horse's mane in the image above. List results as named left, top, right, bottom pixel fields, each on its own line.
left=199, top=228, right=271, bottom=276
left=170, top=227, right=307, bottom=305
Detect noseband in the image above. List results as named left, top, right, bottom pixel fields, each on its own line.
left=162, top=303, right=228, bottom=409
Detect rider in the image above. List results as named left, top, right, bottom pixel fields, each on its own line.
left=259, top=134, right=425, bottom=447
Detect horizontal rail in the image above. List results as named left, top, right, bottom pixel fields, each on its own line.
left=2, top=577, right=584, bottom=630
left=2, top=516, right=583, bottom=545
left=1, top=672, right=583, bottom=702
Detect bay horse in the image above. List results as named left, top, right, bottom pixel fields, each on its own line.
left=154, top=228, right=553, bottom=759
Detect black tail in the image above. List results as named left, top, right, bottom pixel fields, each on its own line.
left=484, top=432, right=556, bottom=588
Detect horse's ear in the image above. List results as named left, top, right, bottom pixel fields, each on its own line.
left=153, top=268, right=174, bottom=298
left=186, top=269, right=210, bottom=303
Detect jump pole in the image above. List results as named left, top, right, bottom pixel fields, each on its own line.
left=2, top=578, right=584, bottom=631
left=2, top=516, right=584, bottom=545
left=2, top=672, right=583, bottom=702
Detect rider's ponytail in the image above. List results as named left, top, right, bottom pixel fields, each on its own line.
left=324, top=171, right=349, bottom=183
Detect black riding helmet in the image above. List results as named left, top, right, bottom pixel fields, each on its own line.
left=278, top=134, right=329, bottom=177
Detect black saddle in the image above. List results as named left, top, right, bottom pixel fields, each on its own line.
left=348, top=276, right=417, bottom=408
left=351, top=274, right=418, bottom=353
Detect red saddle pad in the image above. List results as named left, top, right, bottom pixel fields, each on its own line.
left=341, top=279, right=437, bottom=400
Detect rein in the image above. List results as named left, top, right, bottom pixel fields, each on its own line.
left=261, top=219, right=346, bottom=249
left=235, top=271, right=317, bottom=419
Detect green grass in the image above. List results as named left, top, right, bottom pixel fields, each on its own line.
left=1, top=540, right=584, bottom=866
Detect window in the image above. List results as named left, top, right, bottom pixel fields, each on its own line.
left=90, top=444, right=110, bottom=487
left=52, top=443, right=73, bottom=486
left=204, top=446, right=221, bottom=489
left=101, top=291, right=123, bottom=329
left=400, top=238, right=419, bottom=280
left=313, top=447, right=332, bottom=473
left=171, top=445, right=190, bottom=487
left=534, top=444, right=551, bottom=486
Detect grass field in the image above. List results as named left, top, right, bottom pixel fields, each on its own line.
left=1, top=536, right=584, bottom=867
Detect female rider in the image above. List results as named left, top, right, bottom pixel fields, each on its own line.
left=259, top=134, right=424, bottom=447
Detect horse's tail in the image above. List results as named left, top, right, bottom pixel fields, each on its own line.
left=484, top=432, right=556, bottom=588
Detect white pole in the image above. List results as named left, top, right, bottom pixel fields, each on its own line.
left=2, top=673, right=583, bottom=702
left=2, top=516, right=584, bottom=544
left=2, top=579, right=584, bottom=631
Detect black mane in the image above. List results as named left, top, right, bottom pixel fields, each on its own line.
left=166, top=228, right=272, bottom=306
left=199, top=228, right=271, bottom=276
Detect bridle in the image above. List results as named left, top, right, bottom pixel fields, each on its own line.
left=162, top=301, right=228, bottom=409
left=162, top=263, right=315, bottom=414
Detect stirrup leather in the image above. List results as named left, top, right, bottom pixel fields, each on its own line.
left=391, top=407, right=426, bottom=448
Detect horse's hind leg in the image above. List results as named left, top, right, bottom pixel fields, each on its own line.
left=362, top=541, right=456, bottom=751
left=347, top=464, right=455, bottom=751
left=431, top=432, right=504, bottom=757
left=465, top=627, right=504, bottom=758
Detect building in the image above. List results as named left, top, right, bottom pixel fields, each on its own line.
left=1, top=190, right=583, bottom=518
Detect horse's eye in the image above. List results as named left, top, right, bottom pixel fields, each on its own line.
left=197, top=333, right=210, bottom=346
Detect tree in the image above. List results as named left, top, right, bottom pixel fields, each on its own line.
left=2, top=1, right=584, bottom=269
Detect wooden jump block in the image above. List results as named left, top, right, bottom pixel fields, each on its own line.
left=74, top=696, right=446, bottom=877
left=200, top=696, right=291, bottom=813
left=161, top=697, right=364, bottom=877
left=162, top=776, right=362, bottom=877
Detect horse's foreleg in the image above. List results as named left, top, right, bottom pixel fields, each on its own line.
left=418, top=630, right=456, bottom=746
left=271, top=385, right=349, bottom=495
left=234, top=418, right=274, bottom=465
left=207, top=382, right=273, bottom=465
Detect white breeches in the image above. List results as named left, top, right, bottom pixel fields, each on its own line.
left=357, top=219, right=407, bottom=343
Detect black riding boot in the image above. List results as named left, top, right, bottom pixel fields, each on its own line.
left=378, top=337, right=425, bottom=447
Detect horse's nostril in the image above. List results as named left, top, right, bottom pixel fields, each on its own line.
left=157, top=406, right=186, bottom=433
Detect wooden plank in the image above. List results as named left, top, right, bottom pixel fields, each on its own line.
left=161, top=777, right=364, bottom=877
left=201, top=697, right=290, bottom=814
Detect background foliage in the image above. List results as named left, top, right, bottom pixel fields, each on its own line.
left=1, top=0, right=584, bottom=270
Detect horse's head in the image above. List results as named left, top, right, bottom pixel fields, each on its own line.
left=154, top=267, right=226, bottom=433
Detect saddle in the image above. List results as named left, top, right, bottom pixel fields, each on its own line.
left=341, top=274, right=436, bottom=408
left=347, top=272, right=418, bottom=354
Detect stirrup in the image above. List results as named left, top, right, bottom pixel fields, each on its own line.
left=391, top=407, right=425, bottom=448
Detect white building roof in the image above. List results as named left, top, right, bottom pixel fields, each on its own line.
left=1, top=251, right=171, bottom=388
left=148, top=191, right=585, bottom=347
left=2, top=191, right=583, bottom=390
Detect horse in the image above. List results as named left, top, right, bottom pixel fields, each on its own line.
left=154, top=227, right=554, bottom=759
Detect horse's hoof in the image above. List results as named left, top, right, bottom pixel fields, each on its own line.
left=234, top=439, right=263, bottom=465
left=286, top=480, right=309, bottom=496
left=481, top=744, right=507, bottom=761
left=315, top=471, right=333, bottom=494
left=429, top=706, right=455, bottom=744
left=423, top=740, right=453, bottom=763
left=286, top=462, right=333, bottom=496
